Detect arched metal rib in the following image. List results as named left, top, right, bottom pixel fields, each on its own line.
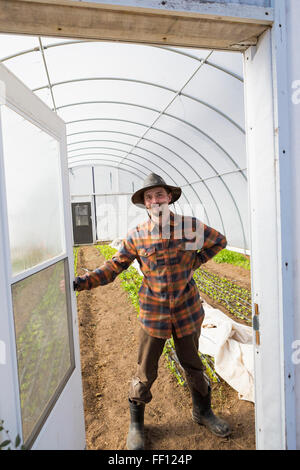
left=70, top=155, right=148, bottom=177
left=68, top=144, right=190, bottom=214
left=68, top=150, right=209, bottom=222
left=66, top=118, right=247, bottom=248
left=56, top=100, right=247, bottom=180
left=69, top=162, right=144, bottom=182
left=68, top=139, right=226, bottom=230
left=67, top=132, right=227, bottom=234
left=33, top=77, right=244, bottom=134
left=0, top=41, right=243, bottom=82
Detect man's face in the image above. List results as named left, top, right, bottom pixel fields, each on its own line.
left=144, top=186, right=172, bottom=225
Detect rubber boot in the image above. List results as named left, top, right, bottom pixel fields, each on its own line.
left=191, top=386, right=231, bottom=437
left=126, top=399, right=145, bottom=450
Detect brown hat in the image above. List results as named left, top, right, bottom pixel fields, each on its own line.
left=131, top=173, right=182, bottom=208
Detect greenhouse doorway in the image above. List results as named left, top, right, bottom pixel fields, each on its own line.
left=0, top=0, right=296, bottom=451
left=72, top=202, right=93, bottom=245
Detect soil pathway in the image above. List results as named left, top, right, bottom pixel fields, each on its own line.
left=76, top=245, right=255, bottom=450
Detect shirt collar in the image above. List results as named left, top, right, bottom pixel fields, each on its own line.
left=147, top=210, right=181, bottom=233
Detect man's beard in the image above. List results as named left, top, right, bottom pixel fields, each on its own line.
left=147, top=203, right=171, bottom=238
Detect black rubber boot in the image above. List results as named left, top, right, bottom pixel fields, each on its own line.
left=126, top=399, right=145, bottom=450
left=191, top=386, right=231, bottom=437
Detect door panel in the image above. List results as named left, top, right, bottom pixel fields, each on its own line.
left=0, top=63, right=85, bottom=449
left=11, top=259, right=75, bottom=445
left=72, top=202, right=93, bottom=244
left=1, top=105, right=64, bottom=275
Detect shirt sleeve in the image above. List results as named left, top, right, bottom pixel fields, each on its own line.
left=76, top=235, right=137, bottom=291
left=193, top=224, right=227, bottom=270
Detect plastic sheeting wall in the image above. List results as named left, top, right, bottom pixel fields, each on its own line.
left=61, top=43, right=249, bottom=249
left=0, top=35, right=249, bottom=251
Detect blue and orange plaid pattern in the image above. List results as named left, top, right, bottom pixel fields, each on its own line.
left=75, top=212, right=227, bottom=339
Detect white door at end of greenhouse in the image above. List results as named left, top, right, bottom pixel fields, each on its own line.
left=0, top=64, right=85, bottom=450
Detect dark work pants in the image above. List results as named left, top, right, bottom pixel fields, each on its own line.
left=129, top=322, right=208, bottom=404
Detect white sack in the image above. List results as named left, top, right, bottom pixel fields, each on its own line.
left=199, top=302, right=254, bottom=403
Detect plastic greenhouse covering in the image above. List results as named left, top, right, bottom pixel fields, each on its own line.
left=0, top=34, right=249, bottom=252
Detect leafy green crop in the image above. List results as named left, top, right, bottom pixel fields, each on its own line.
left=163, top=337, right=219, bottom=386
left=95, top=245, right=142, bottom=315
left=193, top=268, right=252, bottom=324
left=213, top=249, right=250, bottom=270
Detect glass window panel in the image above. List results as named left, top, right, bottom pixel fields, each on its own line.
left=1, top=105, right=65, bottom=275
left=75, top=204, right=88, bottom=216
left=75, top=204, right=89, bottom=226
left=76, top=215, right=89, bottom=226
left=11, top=259, right=74, bottom=444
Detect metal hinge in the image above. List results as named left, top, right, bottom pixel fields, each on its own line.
left=253, top=303, right=260, bottom=345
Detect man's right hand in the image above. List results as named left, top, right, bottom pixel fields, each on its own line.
left=73, top=276, right=87, bottom=292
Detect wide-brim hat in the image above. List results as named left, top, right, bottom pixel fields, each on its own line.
left=131, top=173, right=182, bottom=208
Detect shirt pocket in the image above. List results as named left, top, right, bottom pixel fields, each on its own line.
left=175, top=241, right=195, bottom=267
left=137, top=246, right=156, bottom=274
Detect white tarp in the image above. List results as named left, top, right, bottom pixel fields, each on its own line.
left=199, top=302, right=254, bottom=402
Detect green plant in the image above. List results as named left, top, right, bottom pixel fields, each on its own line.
left=0, top=420, right=25, bottom=450
left=193, top=268, right=252, bottom=325
left=213, top=249, right=250, bottom=271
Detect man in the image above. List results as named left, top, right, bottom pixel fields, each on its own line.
left=74, top=173, right=231, bottom=450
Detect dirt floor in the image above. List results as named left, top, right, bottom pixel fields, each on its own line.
left=75, top=245, right=255, bottom=450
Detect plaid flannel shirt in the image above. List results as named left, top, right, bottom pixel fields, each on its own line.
left=76, top=212, right=227, bottom=339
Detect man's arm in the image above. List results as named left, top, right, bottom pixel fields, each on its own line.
left=74, top=236, right=137, bottom=291
left=193, top=225, right=227, bottom=270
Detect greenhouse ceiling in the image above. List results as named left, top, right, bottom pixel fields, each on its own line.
left=0, top=34, right=249, bottom=251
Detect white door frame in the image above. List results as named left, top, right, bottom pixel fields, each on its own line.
left=243, top=0, right=296, bottom=449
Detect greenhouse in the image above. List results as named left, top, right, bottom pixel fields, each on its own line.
left=0, top=0, right=299, bottom=451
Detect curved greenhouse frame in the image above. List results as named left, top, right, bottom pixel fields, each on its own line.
left=0, top=37, right=249, bottom=250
